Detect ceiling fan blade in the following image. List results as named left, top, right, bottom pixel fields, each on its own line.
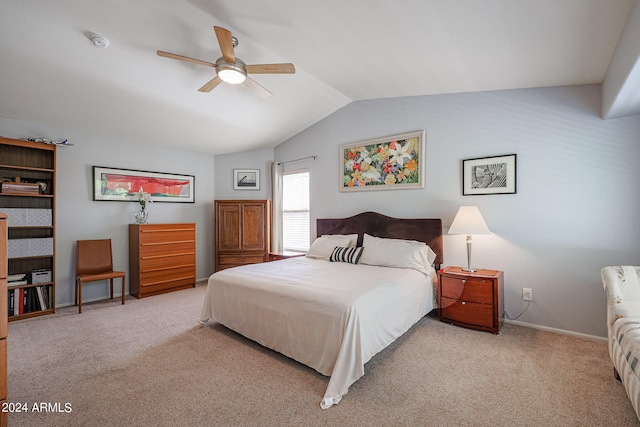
left=157, top=50, right=216, bottom=68
left=244, top=77, right=272, bottom=99
left=246, top=63, right=296, bottom=74
left=214, top=26, right=236, bottom=63
left=198, top=76, right=223, bottom=92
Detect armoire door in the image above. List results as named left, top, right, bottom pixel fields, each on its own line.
left=241, top=203, right=267, bottom=251
left=217, top=203, right=242, bottom=251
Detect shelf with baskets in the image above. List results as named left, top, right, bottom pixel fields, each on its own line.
left=0, top=137, right=56, bottom=321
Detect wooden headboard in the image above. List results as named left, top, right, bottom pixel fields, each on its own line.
left=316, top=211, right=443, bottom=267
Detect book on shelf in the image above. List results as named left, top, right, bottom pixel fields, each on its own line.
left=36, top=286, right=46, bottom=311
left=17, top=289, right=23, bottom=315
left=8, top=280, right=27, bottom=288
left=8, top=273, right=26, bottom=282
left=8, top=290, right=14, bottom=317
left=42, top=285, right=50, bottom=309
left=8, top=285, right=50, bottom=316
left=25, top=287, right=44, bottom=312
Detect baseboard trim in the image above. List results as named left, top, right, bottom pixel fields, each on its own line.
left=504, top=319, right=607, bottom=342
left=56, top=280, right=208, bottom=309
left=56, top=293, right=126, bottom=308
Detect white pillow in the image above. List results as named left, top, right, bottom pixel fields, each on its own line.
left=305, top=234, right=358, bottom=260
left=359, top=233, right=436, bottom=274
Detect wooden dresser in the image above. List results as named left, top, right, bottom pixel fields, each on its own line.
left=214, top=200, right=270, bottom=271
left=0, top=213, right=7, bottom=427
left=129, top=223, right=196, bottom=298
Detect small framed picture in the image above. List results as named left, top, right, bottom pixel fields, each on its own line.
left=462, top=154, right=516, bottom=195
left=233, top=169, right=260, bottom=190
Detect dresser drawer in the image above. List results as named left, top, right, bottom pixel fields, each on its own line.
left=0, top=400, right=6, bottom=427
left=218, top=254, right=266, bottom=266
left=141, top=265, right=195, bottom=286
left=139, top=276, right=195, bottom=297
left=440, top=275, right=493, bottom=304
left=139, top=228, right=195, bottom=245
left=140, top=253, right=195, bottom=273
left=0, top=279, right=6, bottom=339
left=0, top=339, right=6, bottom=400
left=440, top=297, right=494, bottom=328
left=139, top=241, right=195, bottom=257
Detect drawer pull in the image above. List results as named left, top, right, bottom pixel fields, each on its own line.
left=461, top=279, right=466, bottom=284
left=461, top=301, right=466, bottom=305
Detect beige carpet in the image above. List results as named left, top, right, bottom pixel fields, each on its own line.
left=6, top=282, right=639, bottom=426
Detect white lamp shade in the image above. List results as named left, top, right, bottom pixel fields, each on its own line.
left=448, top=206, right=491, bottom=235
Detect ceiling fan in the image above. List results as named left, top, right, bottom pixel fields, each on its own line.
left=157, top=26, right=295, bottom=99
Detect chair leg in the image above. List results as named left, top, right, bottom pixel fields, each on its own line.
left=110, top=278, right=114, bottom=300
left=78, top=280, right=83, bottom=314
left=121, top=276, right=126, bottom=305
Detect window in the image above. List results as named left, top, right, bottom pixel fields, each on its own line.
left=282, top=170, right=310, bottom=252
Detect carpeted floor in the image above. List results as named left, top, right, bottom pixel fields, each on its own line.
left=6, top=282, right=639, bottom=426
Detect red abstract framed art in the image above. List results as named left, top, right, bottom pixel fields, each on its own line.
left=93, top=166, right=195, bottom=203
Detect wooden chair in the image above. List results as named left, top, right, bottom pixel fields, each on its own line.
left=75, top=239, right=126, bottom=314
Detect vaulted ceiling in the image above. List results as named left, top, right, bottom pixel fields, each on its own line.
left=1, top=0, right=638, bottom=155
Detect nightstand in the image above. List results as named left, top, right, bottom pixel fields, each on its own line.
left=268, top=251, right=306, bottom=261
left=437, top=266, right=504, bottom=334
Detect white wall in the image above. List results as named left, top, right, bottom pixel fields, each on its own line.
left=274, top=84, right=640, bottom=338
left=0, top=117, right=215, bottom=307
left=213, top=148, right=274, bottom=200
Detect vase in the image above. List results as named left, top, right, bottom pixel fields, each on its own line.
left=134, top=209, right=148, bottom=224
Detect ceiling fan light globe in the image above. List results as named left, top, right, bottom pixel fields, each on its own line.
left=216, top=57, right=247, bottom=84
left=218, top=69, right=246, bottom=84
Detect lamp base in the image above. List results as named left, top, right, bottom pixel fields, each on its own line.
left=464, top=236, right=477, bottom=273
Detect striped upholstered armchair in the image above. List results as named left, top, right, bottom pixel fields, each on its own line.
left=602, top=265, right=640, bottom=421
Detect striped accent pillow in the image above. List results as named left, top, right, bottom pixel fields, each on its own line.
left=329, top=246, right=364, bottom=264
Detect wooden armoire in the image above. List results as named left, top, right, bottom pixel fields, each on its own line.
left=214, top=200, right=270, bottom=271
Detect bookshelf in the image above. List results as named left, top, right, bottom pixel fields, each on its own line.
left=0, top=137, right=56, bottom=321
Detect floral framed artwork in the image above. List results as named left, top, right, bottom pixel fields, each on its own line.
left=233, top=169, right=260, bottom=190
left=462, top=154, right=517, bottom=195
left=93, top=166, right=195, bottom=202
left=340, top=130, right=425, bottom=192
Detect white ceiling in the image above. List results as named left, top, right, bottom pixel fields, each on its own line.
left=1, top=0, right=638, bottom=155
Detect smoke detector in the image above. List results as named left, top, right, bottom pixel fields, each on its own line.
left=90, top=34, right=110, bottom=48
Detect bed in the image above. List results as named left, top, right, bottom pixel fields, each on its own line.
left=200, top=212, right=443, bottom=409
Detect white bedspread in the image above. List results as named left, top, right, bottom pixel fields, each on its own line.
left=200, top=257, right=436, bottom=409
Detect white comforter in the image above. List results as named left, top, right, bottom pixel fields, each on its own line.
left=200, top=257, right=436, bottom=409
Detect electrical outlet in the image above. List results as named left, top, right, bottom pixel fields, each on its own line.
left=522, top=288, right=533, bottom=301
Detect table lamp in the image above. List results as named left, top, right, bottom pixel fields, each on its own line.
left=448, top=206, right=491, bottom=272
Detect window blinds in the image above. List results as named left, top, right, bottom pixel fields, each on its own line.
left=283, top=171, right=310, bottom=252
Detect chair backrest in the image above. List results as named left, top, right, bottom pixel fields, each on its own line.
left=603, top=266, right=640, bottom=302
left=76, top=239, right=114, bottom=276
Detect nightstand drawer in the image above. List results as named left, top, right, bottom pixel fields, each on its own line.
left=440, top=275, right=493, bottom=304
left=440, top=297, right=493, bottom=328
